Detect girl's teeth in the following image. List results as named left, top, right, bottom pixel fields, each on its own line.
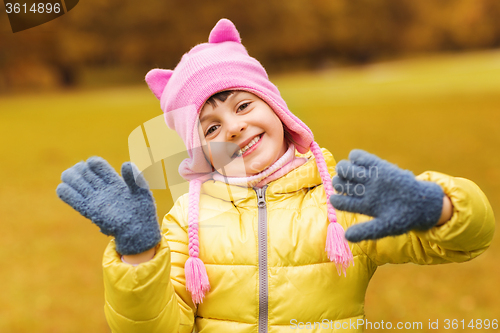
left=238, top=135, right=261, bottom=155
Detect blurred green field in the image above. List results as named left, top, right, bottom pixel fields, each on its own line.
left=0, top=50, right=499, bottom=332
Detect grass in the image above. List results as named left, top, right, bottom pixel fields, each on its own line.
left=1, top=50, right=499, bottom=332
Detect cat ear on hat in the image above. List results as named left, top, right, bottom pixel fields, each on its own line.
left=145, top=69, right=173, bottom=100
left=208, top=18, right=241, bottom=44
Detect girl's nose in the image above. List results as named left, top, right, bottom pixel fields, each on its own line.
left=226, top=121, right=247, bottom=140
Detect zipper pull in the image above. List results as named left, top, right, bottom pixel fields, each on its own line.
left=256, top=186, right=267, bottom=208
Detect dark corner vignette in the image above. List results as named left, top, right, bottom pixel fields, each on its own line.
left=4, top=0, right=78, bottom=33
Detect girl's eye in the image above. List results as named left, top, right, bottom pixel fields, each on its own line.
left=237, top=102, right=250, bottom=112
left=206, top=125, right=219, bottom=136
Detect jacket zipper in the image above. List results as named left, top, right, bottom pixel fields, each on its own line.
left=255, top=185, right=268, bottom=333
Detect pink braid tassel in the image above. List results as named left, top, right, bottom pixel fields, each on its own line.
left=326, top=222, right=354, bottom=277
left=185, top=256, right=210, bottom=304
left=310, top=141, right=354, bottom=276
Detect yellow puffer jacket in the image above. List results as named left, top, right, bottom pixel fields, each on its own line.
left=102, top=148, right=495, bottom=333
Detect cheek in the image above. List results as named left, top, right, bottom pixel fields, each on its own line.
left=201, top=144, right=211, bottom=162
left=264, top=112, right=283, bottom=132
left=269, top=118, right=284, bottom=140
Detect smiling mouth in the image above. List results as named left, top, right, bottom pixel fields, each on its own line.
left=232, top=134, right=263, bottom=158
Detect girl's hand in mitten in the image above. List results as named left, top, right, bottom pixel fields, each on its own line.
left=330, top=150, right=444, bottom=242
left=56, top=157, right=161, bottom=255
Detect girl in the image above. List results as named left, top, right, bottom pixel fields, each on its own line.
left=57, top=19, right=495, bottom=332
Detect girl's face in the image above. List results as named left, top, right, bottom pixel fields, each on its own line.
left=198, top=91, right=287, bottom=177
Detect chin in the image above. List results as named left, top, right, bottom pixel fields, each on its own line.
left=246, top=161, right=270, bottom=175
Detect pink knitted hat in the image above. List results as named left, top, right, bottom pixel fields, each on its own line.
left=145, top=19, right=353, bottom=305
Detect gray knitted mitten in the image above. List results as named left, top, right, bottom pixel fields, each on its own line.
left=56, top=157, right=161, bottom=255
left=330, top=150, right=444, bottom=242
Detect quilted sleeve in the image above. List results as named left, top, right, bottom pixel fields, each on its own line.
left=102, top=194, right=196, bottom=333
left=351, top=171, right=495, bottom=266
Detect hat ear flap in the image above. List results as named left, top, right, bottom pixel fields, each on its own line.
left=145, top=69, right=174, bottom=100
left=208, top=18, right=241, bottom=44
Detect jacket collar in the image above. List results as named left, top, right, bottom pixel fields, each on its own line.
left=200, top=148, right=335, bottom=203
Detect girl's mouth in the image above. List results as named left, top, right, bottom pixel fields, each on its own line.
left=233, top=134, right=263, bottom=158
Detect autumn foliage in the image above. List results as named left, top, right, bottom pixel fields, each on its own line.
left=1, top=0, right=500, bottom=91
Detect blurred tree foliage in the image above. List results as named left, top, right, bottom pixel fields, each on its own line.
left=1, top=0, right=500, bottom=91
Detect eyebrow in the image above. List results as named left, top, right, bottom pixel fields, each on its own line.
left=199, top=91, right=243, bottom=124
